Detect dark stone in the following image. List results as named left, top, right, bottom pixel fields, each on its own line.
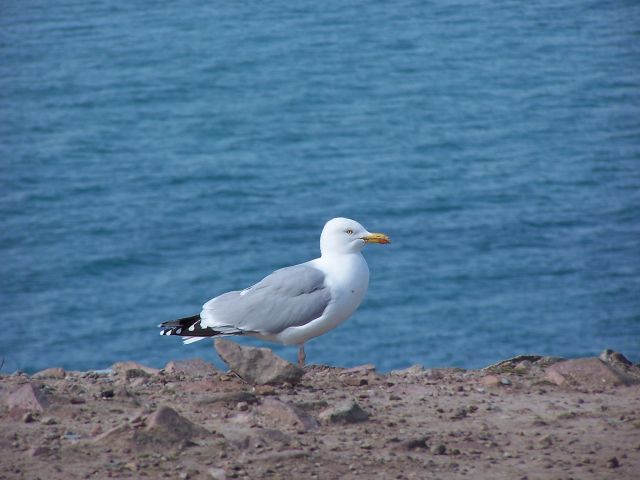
left=400, top=437, right=430, bottom=450
left=430, top=444, right=446, bottom=455
left=606, top=457, right=620, bottom=468
left=101, top=389, right=115, bottom=399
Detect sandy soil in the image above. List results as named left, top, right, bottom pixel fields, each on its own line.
left=1, top=349, right=639, bottom=480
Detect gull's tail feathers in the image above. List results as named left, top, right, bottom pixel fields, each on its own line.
left=159, top=314, right=246, bottom=345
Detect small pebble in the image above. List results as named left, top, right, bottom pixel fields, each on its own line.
left=430, top=444, right=446, bottom=455
left=607, top=457, right=619, bottom=469
left=22, top=412, right=36, bottom=423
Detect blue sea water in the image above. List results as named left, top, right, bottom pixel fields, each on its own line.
left=1, top=1, right=639, bottom=373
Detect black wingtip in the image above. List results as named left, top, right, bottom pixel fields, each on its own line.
left=158, top=314, right=201, bottom=329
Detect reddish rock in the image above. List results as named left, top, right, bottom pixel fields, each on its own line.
left=132, top=406, right=207, bottom=449
left=545, top=369, right=566, bottom=387
left=259, top=398, right=318, bottom=431
left=214, top=339, right=304, bottom=385
left=146, top=406, right=203, bottom=436
left=5, top=383, right=50, bottom=412
left=164, top=358, right=218, bottom=377
left=32, top=367, right=66, bottom=379
left=480, top=375, right=501, bottom=388
left=545, top=358, right=639, bottom=389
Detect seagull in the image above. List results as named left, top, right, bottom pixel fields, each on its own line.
left=159, top=217, right=390, bottom=366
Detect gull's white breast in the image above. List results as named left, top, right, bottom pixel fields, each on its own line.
left=274, top=253, right=370, bottom=345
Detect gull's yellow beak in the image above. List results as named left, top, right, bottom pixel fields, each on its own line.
left=362, top=232, right=391, bottom=244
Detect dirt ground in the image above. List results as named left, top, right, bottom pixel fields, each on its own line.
left=1, top=349, right=639, bottom=479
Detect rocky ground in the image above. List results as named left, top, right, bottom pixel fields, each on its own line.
left=1, top=342, right=639, bottom=480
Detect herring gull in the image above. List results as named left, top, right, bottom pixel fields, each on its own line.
left=159, top=217, right=390, bottom=366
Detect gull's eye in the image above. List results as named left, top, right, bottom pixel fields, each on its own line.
left=345, top=229, right=354, bottom=235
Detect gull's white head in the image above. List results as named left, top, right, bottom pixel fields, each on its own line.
left=320, top=217, right=390, bottom=256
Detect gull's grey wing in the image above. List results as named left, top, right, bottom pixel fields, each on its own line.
left=200, top=264, right=332, bottom=335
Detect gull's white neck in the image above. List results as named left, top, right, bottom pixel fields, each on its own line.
left=314, top=251, right=370, bottom=302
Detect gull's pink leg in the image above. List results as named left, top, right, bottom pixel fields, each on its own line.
left=297, top=344, right=306, bottom=367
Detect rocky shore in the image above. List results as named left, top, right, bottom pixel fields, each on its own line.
left=1, top=342, right=639, bottom=479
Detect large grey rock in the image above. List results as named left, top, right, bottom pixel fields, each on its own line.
left=214, top=339, right=304, bottom=385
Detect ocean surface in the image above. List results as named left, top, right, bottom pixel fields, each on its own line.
left=1, top=1, right=639, bottom=373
